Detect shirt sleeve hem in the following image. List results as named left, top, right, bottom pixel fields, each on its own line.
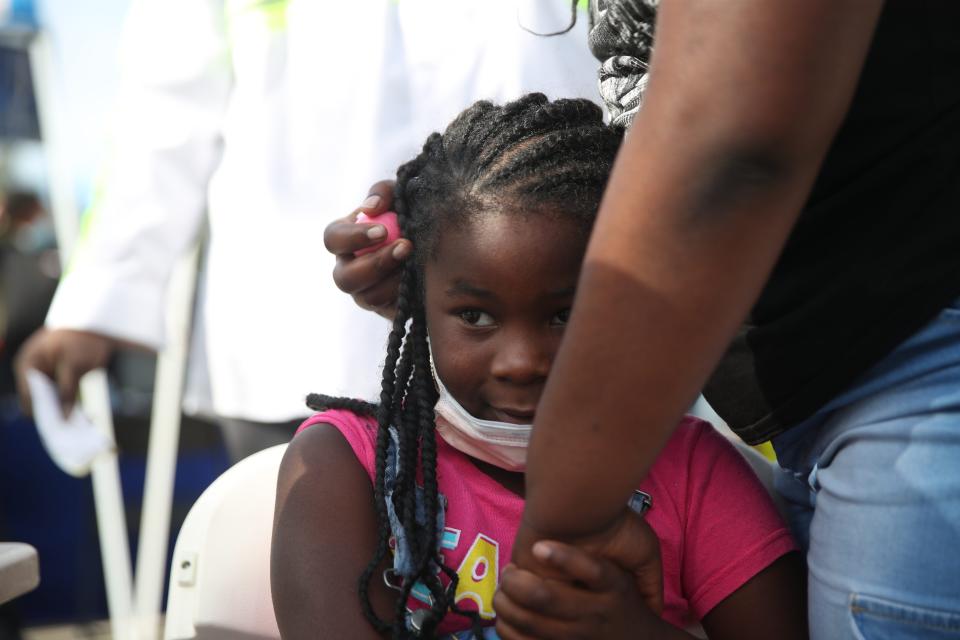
left=688, top=528, right=798, bottom=621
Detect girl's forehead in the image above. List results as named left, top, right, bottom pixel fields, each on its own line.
left=437, top=211, right=578, bottom=252
left=426, top=213, right=588, bottom=288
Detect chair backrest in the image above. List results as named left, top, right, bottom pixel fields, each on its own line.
left=164, top=444, right=286, bottom=640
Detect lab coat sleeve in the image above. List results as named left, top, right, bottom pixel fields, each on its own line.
left=45, top=0, right=231, bottom=350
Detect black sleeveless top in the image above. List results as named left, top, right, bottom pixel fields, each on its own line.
left=703, top=2, right=960, bottom=443
left=592, top=1, right=960, bottom=443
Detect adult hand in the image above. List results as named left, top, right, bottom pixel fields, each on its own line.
left=15, top=328, right=119, bottom=417
left=324, top=180, right=412, bottom=320
left=512, top=507, right=663, bottom=616
left=494, top=542, right=669, bottom=640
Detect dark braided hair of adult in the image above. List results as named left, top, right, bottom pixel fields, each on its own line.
left=308, top=92, right=622, bottom=639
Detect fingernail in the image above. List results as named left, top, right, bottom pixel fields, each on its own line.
left=532, top=542, right=553, bottom=562
left=366, top=225, right=386, bottom=240
left=361, top=194, right=381, bottom=209
left=392, top=242, right=411, bottom=260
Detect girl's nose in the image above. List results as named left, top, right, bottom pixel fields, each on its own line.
left=490, top=330, right=552, bottom=385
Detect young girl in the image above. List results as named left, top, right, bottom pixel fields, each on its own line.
left=271, top=94, right=805, bottom=639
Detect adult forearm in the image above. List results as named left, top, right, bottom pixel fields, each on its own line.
left=522, top=0, right=884, bottom=539
left=523, top=137, right=813, bottom=536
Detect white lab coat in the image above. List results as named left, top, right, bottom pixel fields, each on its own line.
left=45, top=0, right=600, bottom=422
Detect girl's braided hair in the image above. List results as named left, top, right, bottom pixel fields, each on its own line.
left=308, top=93, right=622, bottom=638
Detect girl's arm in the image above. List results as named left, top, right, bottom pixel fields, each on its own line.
left=519, top=0, right=884, bottom=553
left=701, top=552, right=807, bottom=639
left=271, top=423, right=397, bottom=639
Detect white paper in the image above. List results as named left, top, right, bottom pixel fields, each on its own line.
left=25, top=369, right=115, bottom=477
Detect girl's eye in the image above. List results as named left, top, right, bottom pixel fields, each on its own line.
left=458, top=309, right=495, bottom=327
left=551, top=308, right=571, bottom=327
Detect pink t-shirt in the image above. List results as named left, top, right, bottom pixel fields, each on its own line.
left=297, top=411, right=796, bottom=634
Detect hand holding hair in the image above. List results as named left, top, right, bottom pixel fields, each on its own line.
left=324, top=180, right=412, bottom=319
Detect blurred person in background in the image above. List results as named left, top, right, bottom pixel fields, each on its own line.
left=0, top=190, right=56, bottom=399
left=0, top=190, right=54, bottom=640
left=13, top=0, right=600, bottom=463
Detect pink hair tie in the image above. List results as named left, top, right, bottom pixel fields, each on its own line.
left=354, top=211, right=401, bottom=256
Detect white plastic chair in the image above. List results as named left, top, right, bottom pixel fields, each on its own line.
left=164, top=444, right=286, bottom=640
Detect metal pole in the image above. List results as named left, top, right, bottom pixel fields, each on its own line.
left=135, top=247, right=197, bottom=640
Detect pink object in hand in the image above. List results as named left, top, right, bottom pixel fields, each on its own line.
left=354, top=211, right=401, bottom=256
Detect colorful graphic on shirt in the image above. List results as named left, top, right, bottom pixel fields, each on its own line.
left=407, top=529, right=500, bottom=620
left=441, top=528, right=461, bottom=550
left=453, top=534, right=500, bottom=619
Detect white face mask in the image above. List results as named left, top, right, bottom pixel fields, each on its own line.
left=429, top=341, right=532, bottom=472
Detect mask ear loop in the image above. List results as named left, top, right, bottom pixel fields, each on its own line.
left=425, top=335, right=441, bottom=393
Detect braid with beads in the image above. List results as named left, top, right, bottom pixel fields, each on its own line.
left=310, top=93, right=621, bottom=638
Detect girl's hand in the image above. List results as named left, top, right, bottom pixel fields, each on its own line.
left=493, top=543, right=665, bottom=640
left=324, top=180, right=412, bottom=319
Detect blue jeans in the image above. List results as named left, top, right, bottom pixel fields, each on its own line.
left=773, top=296, right=960, bottom=638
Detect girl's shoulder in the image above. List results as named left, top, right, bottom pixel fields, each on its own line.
left=294, top=409, right=380, bottom=481
left=651, top=415, right=776, bottom=503
left=655, top=414, right=731, bottom=467
left=670, top=414, right=715, bottom=441
left=648, top=416, right=797, bottom=623
left=296, top=408, right=377, bottom=437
